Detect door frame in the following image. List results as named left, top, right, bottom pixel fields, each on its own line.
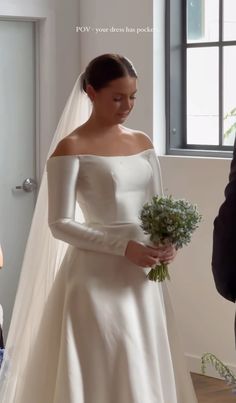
left=0, top=15, right=46, bottom=190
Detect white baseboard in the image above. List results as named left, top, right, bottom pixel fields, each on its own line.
left=186, top=353, right=236, bottom=380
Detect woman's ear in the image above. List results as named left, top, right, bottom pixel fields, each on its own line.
left=86, top=84, right=96, bottom=103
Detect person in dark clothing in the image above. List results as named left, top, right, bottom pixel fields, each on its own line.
left=212, top=136, right=236, bottom=304
left=0, top=303, right=3, bottom=350
left=0, top=327, right=3, bottom=349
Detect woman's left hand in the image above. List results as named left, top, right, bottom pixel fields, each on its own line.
left=157, top=244, right=177, bottom=265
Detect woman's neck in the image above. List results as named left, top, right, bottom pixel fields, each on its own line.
left=84, top=114, right=122, bottom=135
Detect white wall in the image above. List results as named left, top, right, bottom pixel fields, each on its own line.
left=153, top=0, right=166, bottom=155
left=159, top=156, right=236, bottom=376
left=78, top=0, right=153, bottom=137
left=0, top=0, right=80, bottom=175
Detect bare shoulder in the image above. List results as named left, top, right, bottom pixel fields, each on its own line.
left=127, top=129, right=154, bottom=151
left=135, top=130, right=154, bottom=149
left=49, top=129, right=83, bottom=158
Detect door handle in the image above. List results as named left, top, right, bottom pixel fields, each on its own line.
left=15, top=178, right=37, bottom=192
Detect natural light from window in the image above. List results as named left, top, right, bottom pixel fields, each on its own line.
left=187, top=0, right=236, bottom=147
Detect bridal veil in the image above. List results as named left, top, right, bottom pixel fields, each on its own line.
left=0, top=73, right=91, bottom=402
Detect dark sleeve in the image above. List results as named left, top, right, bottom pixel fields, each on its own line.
left=0, top=326, right=4, bottom=349
left=229, top=136, right=236, bottom=184
left=212, top=136, right=236, bottom=302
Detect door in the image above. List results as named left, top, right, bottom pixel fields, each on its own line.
left=0, top=20, right=37, bottom=339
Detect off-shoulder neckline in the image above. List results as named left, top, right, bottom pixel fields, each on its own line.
left=48, top=148, right=155, bottom=160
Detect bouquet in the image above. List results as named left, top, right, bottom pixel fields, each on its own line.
left=139, top=195, right=202, bottom=282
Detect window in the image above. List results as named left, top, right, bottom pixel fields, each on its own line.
left=166, top=0, right=236, bottom=157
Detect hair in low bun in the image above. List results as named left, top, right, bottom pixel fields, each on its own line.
left=80, top=71, right=87, bottom=93
left=81, top=53, right=137, bottom=93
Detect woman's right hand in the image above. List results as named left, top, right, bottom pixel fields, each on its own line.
left=124, top=240, right=164, bottom=268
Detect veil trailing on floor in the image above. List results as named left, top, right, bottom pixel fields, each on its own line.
left=0, top=73, right=92, bottom=402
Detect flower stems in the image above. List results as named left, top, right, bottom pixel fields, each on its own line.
left=147, top=263, right=170, bottom=282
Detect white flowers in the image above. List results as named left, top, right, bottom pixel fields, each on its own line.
left=139, top=195, right=202, bottom=281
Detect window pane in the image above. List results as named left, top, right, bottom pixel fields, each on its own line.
left=223, top=46, right=236, bottom=145
left=187, top=47, right=219, bottom=145
left=187, top=0, right=219, bottom=43
left=224, top=0, right=236, bottom=41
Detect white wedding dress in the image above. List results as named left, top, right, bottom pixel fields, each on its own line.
left=16, top=148, right=197, bottom=403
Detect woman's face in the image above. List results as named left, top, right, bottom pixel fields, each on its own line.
left=87, top=76, right=137, bottom=125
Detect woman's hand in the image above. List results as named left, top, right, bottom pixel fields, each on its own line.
left=124, top=240, right=177, bottom=268
left=156, top=243, right=177, bottom=265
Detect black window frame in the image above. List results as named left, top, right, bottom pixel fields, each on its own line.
left=166, top=0, right=235, bottom=158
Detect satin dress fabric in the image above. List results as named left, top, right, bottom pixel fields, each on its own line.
left=17, top=148, right=197, bottom=403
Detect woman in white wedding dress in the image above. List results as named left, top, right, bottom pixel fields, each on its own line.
left=0, top=54, right=197, bottom=403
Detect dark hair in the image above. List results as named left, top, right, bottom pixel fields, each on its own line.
left=81, top=53, right=137, bottom=93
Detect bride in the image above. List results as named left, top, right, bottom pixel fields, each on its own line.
left=0, top=53, right=197, bottom=402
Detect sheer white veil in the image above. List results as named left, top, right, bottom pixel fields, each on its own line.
left=0, top=73, right=92, bottom=401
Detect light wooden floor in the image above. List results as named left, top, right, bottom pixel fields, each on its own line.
left=191, top=373, right=236, bottom=402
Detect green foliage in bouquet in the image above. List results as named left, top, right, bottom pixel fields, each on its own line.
left=139, top=195, right=202, bottom=282
left=201, top=353, right=236, bottom=393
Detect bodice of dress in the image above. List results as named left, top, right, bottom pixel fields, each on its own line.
left=46, top=148, right=163, bottom=256
left=76, top=149, right=156, bottom=226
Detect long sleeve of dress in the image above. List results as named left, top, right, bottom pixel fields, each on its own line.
left=46, top=156, right=129, bottom=256
left=148, top=149, right=164, bottom=197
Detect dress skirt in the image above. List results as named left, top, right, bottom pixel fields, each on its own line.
left=16, top=239, right=197, bottom=403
